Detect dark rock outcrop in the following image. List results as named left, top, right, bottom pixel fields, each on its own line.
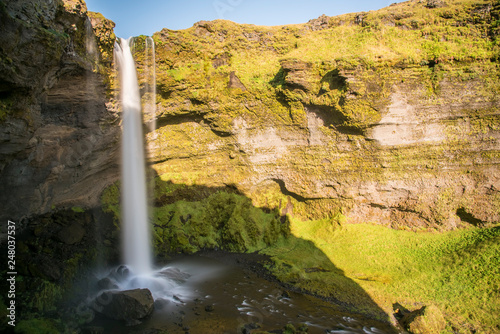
left=0, top=0, right=119, bottom=226
left=92, top=289, right=154, bottom=325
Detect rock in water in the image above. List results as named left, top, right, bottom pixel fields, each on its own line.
left=92, top=289, right=154, bottom=325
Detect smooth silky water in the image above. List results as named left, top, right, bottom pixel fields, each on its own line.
left=91, top=254, right=394, bottom=334
left=99, top=37, right=395, bottom=334
left=114, top=37, right=152, bottom=276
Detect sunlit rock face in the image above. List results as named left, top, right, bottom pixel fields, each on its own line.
left=146, top=0, right=500, bottom=230
left=2, top=0, right=500, bottom=231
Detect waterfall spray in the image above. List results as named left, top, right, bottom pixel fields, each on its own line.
left=114, top=37, right=152, bottom=276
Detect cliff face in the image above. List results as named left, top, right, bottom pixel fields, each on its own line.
left=0, top=0, right=118, bottom=224
left=139, top=0, right=500, bottom=231
left=2, top=0, right=498, bottom=230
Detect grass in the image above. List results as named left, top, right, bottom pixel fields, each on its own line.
left=15, top=318, right=61, bottom=334
left=262, top=219, right=500, bottom=332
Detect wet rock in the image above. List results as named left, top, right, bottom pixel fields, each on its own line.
left=204, top=304, right=215, bottom=312
left=92, top=289, right=154, bottom=326
left=114, top=265, right=131, bottom=280
left=28, top=254, right=61, bottom=281
left=157, top=267, right=191, bottom=283
left=97, top=277, right=118, bottom=290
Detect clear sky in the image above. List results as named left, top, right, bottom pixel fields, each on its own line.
left=85, top=0, right=406, bottom=38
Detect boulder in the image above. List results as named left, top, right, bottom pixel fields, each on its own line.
left=280, top=59, right=314, bottom=92
left=92, top=289, right=154, bottom=325
left=228, top=71, right=247, bottom=91
left=57, top=222, right=86, bottom=244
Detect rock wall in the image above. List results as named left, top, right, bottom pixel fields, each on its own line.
left=143, top=0, right=500, bottom=230
left=0, top=0, right=119, bottom=226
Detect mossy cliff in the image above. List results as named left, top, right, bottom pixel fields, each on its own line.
left=142, top=0, right=500, bottom=230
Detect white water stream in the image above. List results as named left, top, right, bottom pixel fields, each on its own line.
left=113, top=37, right=178, bottom=301
left=114, top=37, right=152, bottom=276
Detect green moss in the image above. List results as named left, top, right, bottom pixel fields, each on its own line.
left=15, top=318, right=61, bottom=334
left=152, top=190, right=284, bottom=255
left=63, top=253, right=83, bottom=282
left=101, top=181, right=121, bottom=221
left=29, top=280, right=64, bottom=312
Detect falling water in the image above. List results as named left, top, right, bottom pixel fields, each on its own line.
left=114, top=37, right=152, bottom=276
left=145, top=36, right=156, bottom=133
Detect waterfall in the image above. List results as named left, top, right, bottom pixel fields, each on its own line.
left=109, top=37, right=184, bottom=302
left=145, top=36, right=156, bottom=133
left=114, top=37, right=152, bottom=276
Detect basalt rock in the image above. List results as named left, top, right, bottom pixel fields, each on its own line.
left=396, top=304, right=446, bottom=334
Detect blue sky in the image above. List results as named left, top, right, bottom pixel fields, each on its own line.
left=85, top=0, right=405, bottom=38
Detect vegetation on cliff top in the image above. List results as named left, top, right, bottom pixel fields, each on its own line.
left=144, top=0, right=500, bottom=133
